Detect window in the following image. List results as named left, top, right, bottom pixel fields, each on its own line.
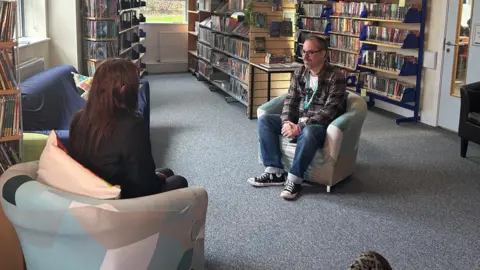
left=17, top=0, right=47, bottom=38
left=142, top=0, right=187, bottom=23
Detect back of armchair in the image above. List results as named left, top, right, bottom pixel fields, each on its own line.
left=21, top=65, right=86, bottom=131
left=1, top=162, right=208, bottom=270
left=460, top=82, right=480, bottom=129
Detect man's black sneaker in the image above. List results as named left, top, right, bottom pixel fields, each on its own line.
left=247, top=172, right=286, bottom=187
left=280, top=180, right=302, bottom=200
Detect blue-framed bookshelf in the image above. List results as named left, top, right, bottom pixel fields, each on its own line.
left=294, top=0, right=427, bottom=124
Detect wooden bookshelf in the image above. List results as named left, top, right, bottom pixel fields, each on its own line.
left=82, top=0, right=148, bottom=77
left=0, top=0, right=23, bottom=172
left=186, top=0, right=297, bottom=118
left=249, top=0, right=296, bottom=117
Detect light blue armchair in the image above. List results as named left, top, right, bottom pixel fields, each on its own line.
left=257, top=92, right=368, bottom=192
left=0, top=162, right=208, bottom=270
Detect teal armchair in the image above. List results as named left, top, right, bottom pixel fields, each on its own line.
left=0, top=162, right=208, bottom=270
left=257, top=92, right=368, bottom=192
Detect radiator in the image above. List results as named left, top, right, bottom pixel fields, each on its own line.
left=18, top=57, right=45, bottom=82
left=158, top=31, right=188, bottom=63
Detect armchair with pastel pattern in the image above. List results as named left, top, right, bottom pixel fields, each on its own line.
left=257, top=91, right=367, bottom=192
left=0, top=162, right=208, bottom=270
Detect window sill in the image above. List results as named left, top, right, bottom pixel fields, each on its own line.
left=17, top=37, right=51, bottom=49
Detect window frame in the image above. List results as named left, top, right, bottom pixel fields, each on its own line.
left=18, top=0, right=26, bottom=37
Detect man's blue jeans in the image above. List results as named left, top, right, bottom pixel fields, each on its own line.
left=258, top=114, right=327, bottom=184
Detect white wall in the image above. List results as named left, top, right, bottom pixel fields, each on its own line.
left=420, top=0, right=448, bottom=126
left=141, top=23, right=188, bottom=73
left=46, top=0, right=82, bottom=71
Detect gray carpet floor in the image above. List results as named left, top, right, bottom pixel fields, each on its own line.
left=147, top=73, right=480, bottom=270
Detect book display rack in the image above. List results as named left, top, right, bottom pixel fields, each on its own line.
left=187, top=0, right=297, bottom=118
left=188, top=0, right=252, bottom=110
left=82, top=0, right=148, bottom=77
left=0, top=0, right=23, bottom=172
left=294, top=0, right=427, bottom=124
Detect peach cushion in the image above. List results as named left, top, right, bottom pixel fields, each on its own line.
left=37, top=131, right=121, bottom=199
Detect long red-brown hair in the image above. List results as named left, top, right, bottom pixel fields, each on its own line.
left=70, top=58, right=139, bottom=155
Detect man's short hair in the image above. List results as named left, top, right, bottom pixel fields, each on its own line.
left=306, top=35, right=328, bottom=51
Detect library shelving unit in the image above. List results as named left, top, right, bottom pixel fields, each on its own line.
left=294, top=0, right=427, bottom=124
left=82, top=0, right=148, bottom=77
left=0, top=0, right=23, bottom=173
left=187, top=0, right=296, bottom=118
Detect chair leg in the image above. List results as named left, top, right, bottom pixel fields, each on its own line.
left=461, top=138, right=468, bottom=158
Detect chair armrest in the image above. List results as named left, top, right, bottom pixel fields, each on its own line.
left=257, top=94, right=287, bottom=118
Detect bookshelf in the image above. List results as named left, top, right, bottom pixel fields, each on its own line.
left=82, top=0, right=148, bottom=77
left=187, top=0, right=296, bottom=118
left=294, top=0, right=427, bottom=124
left=0, top=0, right=23, bottom=173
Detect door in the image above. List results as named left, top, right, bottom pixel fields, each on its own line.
left=438, top=0, right=474, bottom=132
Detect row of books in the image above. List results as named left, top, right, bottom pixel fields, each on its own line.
left=199, top=27, right=213, bottom=45
left=332, top=2, right=420, bottom=21
left=198, top=59, right=214, bottom=78
left=200, top=16, right=249, bottom=38
left=330, top=34, right=360, bottom=52
left=197, top=42, right=212, bottom=61
left=329, top=50, right=358, bottom=69
left=330, top=18, right=366, bottom=35
left=84, top=20, right=118, bottom=39
left=211, top=15, right=240, bottom=34
left=0, top=50, right=17, bottom=90
left=210, top=52, right=249, bottom=82
left=361, top=50, right=417, bottom=72
left=0, top=1, right=16, bottom=42
left=0, top=142, right=20, bottom=173
left=332, top=2, right=365, bottom=17
left=362, top=3, right=421, bottom=20
left=0, top=95, right=20, bottom=138
left=212, top=34, right=249, bottom=60
left=84, top=40, right=119, bottom=60
left=301, top=3, right=328, bottom=17
left=83, top=0, right=118, bottom=18
left=361, top=73, right=413, bottom=101
left=301, top=18, right=329, bottom=33
left=227, top=77, right=248, bottom=103
left=364, top=26, right=419, bottom=44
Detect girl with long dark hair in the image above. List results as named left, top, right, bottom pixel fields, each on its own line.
left=69, top=58, right=188, bottom=199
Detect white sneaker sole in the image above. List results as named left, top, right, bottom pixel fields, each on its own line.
left=280, top=191, right=298, bottom=199
left=247, top=178, right=285, bottom=187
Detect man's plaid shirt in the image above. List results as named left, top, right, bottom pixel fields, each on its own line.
left=281, top=63, right=346, bottom=129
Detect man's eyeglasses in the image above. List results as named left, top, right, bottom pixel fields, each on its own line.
left=301, top=50, right=322, bottom=57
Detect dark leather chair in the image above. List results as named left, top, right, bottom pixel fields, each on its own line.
left=458, top=82, right=480, bottom=157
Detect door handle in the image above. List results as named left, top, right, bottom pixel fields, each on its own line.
left=445, top=41, right=459, bottom=46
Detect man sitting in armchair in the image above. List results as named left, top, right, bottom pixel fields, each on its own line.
left=248, top=35, right=346, bottom=200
